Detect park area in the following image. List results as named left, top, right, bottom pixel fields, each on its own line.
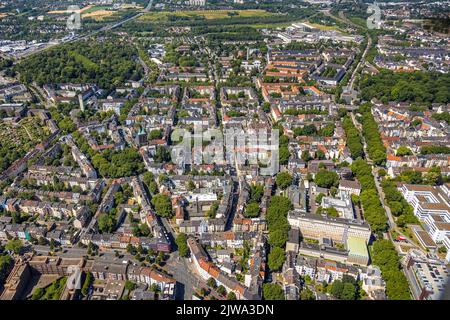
left=0, top=116, right=50, bottom=172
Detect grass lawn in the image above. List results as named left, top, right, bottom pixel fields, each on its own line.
left=348, top=16, right=368, bottom=29
left=69, top=52, right=98, bottom=70
left=82, top=5, right=111, bottom=14
left=247, top=22, right=292, bottom=29
left=139, top=9, right=278, bottom=22
left=306, top=22, right=342, bottom=31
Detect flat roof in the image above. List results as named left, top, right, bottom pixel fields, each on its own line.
left=414, top=230, right=437, bottom=249
left=346, top=236, right=369, bottom=258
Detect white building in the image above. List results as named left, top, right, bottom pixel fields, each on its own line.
left=400, top=184, right=450, bottom=243
left=189, top=0, right=206, bottom=5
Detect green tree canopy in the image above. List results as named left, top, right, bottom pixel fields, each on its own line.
left=263, top=283, right=285, bottom=300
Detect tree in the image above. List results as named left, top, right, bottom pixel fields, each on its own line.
left=217, top=285, right=226, bottom=296
left=227, top=291, right=237, bottom=300
left=58, top=117, right=76, bottom=134
left=314, top=169, right=339, bottom=189
left=263, top=283, right=285, bottom=300
left=438, top=246, right=447, bottom=254
left=341, top=283, right=357, bottom=300
left=0, top=254, right=12, bottom=284
left=279, top=146, right=290, bottom=165
left=276, top=172, right=293, bottom=190
left=207, top=277, right=217, bottom=289
left=97, top=213, right=115, bottom=233
left=31, top=287, right=45, bottom=300
left=125, top=280, right=137, bottom=291
left=268, top=247, right=286, bottom=271
left=138, top=223, right=151, bottom=237
left=81, top=272, right=93, bottom=296
left=249, top=184, right=264, bottom=203
left=5, top=239, right=23, bottom=255
left=148, top=129, right=163, bottom=140
left=331, top=280, right=344, bottom=299
left=423, top=166, right=443, bottom=185
left=396, top=145, right=412, bottom=156
left=300, top=288, right=315, bottom=300
left=143, top=172, right=158, bottom=194
left=176, top=233, right=189, bottom=257
left=187, top=180, right=196, bottom=191
left=420, top=145, right=450, bottom=155
left=301, top=150, right=312, bottom=162
left=315, top=193, right=325, bottom=204
left=151, top=194, right=173, bottom=217
left=268, top=229, right=288, bottom=248
left=371, top=239, right=410, bottom=300
left=244, top=202, right=260, bottom=218
left=126, top=244, right=137, bottom=255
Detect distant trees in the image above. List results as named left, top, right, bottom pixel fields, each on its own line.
left=351, top=159, right=388, bottom=234
left=276, top=172, right=293, bottom=190
left=125, top=280, right=137, bottom=291
left=267, top=247, right=286, bottom=271
left=372, top=240, right=410, bottom=300
left=244, top=202, right=260, bottom=218
left=398, top=170, right=423, bottom=184
left=217, top=285, right=226, bottom=296
left=243, top=184, right=264, bottom=218
left=15, top=40, right=143, bottom=91
left=143, top=172, right=158, bottom=194
left=420, top=145, right=450, bottom=155
left=315, top=193, right=325, bottom=204
left=330, top=275, right=358, bottom=300
left=314, top=169, right=339, bottom=189
left=396, top=145, right=412, bottom=156
left=292, top=124, right=335, bottom=138
left=359, top=104, right=386, bottom=166
left=207, top=277, right=217, bottom=289
left=268, top=229, right=288, bottom=248
left=5, top=239, right=24, bottom=255
left=227, top=291, right=237, bottom=300
left=266, top=196, right=292, bottom=271
left=148, top=129, right=163, bottom=141
left=278, top=131, right=290, bottom=165
left=31, top=277, right=67, bottom=300
left=91, top=148, right=145, bottom=178
left=301, top=150, right=312, bottom=162
left=263, top=283, right=285, bottom=300
left=342, top=116, right=364, bottom=159
left=381, top=180, right=416, bottom=224
left=360, top=70, right=450, bottom=104
left=431, top=111, right=450, bottom=124
left=81, top=272, right=93, bottom=296
left=0, top=253, right=12, bottom=284
left=151, top=194, right=173, bottom=218
left=97, top=213, right=115, bottom=234
left=57, top=117, right=76, bottom=134
left=175, top=233, right=189, bottom=257
left=249, top=184, right=264, bottom=203
left=206, top=202, right=219, bottom=218
left=300, top=288, right=315, bottom=300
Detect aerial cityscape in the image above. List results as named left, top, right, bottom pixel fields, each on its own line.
left=0, top=0, right=449, bottom=304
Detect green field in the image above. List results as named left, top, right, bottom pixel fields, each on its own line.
left=246, top=22, right=292, bottom=29
left=82, top=5, right=111, bottom=14
left=306, top=22, right=342, bottom=31
left=139, top=9, right=279, bottom=22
